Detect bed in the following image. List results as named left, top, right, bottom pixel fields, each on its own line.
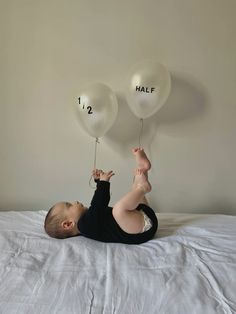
left=0, top=210, right=235, bottom=314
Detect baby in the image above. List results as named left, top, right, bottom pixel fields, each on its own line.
left=44, top=148, right=158, bottom=244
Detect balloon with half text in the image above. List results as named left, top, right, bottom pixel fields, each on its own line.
left=76, top=83, right=118, bottom=138
left=126, top=61, right=171, bottom=119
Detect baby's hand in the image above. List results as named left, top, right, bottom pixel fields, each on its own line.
left=99, top=170, right=115, bottom=182
left=92, top=169, right=103, bottom=181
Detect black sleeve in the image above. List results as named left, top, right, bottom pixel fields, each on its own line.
left=77, top=180, right=111, bottom=237
left=90, top=180, right=110, bottom=209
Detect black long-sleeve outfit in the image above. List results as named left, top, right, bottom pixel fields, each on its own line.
left=77, top=180, right=158, bottom=244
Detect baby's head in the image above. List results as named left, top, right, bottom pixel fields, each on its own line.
left=44, top=201, right=86, bottom=239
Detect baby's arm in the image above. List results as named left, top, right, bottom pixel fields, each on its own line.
left=90, top=170, right=115, bottom=209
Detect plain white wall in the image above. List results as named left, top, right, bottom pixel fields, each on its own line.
left=0, top=0, right=236, bottom=214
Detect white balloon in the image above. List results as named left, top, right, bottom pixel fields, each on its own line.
left=76, top=83, right=118, bottom=138
left=126, top=61, right=171, bottom=119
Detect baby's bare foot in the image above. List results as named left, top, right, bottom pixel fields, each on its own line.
left=133, top=168, right=152, bottom=193
left=132, top=147, right=151, bottom=172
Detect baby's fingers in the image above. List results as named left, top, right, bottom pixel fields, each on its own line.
left=92, top=169, right=100, bottom=177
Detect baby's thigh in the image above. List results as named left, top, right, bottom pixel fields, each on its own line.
left=112, top=207, right=144, bottom=234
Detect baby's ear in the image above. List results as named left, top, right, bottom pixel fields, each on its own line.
left=62, top=220, right=73, bottom=230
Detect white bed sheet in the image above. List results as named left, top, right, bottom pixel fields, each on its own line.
left=0, top=210, right=235, bottom=314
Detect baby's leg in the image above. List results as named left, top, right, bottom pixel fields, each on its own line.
left=121, top=169, right=151, bottom=208
left=112, top=169, right=151, bottom=233
left=132, top=176, right=149, bottom=206
left=132, top=148, right=151, bottom=206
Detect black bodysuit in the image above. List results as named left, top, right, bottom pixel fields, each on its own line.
left=77, top=180, right=158, bottom=244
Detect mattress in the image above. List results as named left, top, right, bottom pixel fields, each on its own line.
left=0, top=210, right=235, bottom=314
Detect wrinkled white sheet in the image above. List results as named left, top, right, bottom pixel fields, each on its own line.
left=0, top=210, right=235, bottom=314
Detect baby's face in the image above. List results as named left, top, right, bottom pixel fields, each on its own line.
left=53, top=201, right=87, bottom=222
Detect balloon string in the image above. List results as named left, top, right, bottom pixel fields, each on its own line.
left=89, top=137, right=99, bottom=189
left=138, top=118, right=143, bottom=148
left=93, top=137, right=99, bottom=169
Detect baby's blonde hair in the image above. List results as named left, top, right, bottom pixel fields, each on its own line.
left=44, top=205, right=74, bottom=239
